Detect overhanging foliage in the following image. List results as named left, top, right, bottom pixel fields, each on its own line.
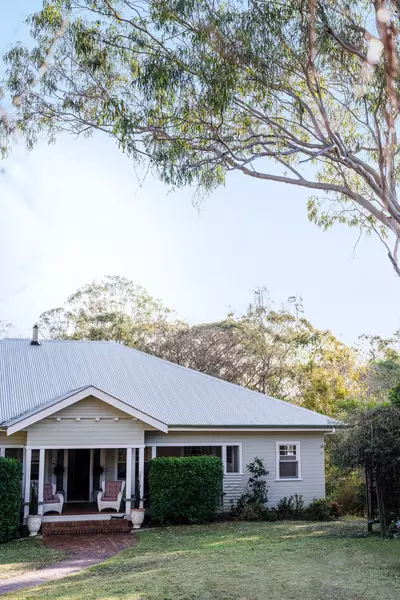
left=3, top=1, right=400, bottom=274
left=332, top=405, right=400, bottom=473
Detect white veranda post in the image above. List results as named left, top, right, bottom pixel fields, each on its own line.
left=139, top=447, right=145, bottom=508
left=125, top=447, right=133, bottom=513
left=222, top=446, right=227, bottom=474
left=37, top=448, right=45, bottom=516
left=23, top=448, right=32, bottom=519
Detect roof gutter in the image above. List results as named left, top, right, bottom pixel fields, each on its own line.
left=168, top=424, right=339, bottom=431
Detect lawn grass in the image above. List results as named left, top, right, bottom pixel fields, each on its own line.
left=4, top=520, right=400, bottom=599
left=0, top=537, right=67, bottom=580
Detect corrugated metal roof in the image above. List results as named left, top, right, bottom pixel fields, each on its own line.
left=0, top=338, right=336, bottom=428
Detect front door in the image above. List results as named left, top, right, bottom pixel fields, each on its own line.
left=67, top=449, right=90, bottom=501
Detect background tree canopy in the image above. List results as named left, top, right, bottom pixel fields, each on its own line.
left=39, top=275, right=171, bottom=346
left=3, top=1, right=400, bottom=275
left=35, top=275, right=365, bottom=417
left=2, top=274, right=399, bottom=417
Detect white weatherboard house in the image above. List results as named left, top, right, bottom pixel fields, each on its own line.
left=0, top=331, right=336, bottom=523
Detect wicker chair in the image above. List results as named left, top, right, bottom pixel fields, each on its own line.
left=97, top=480, right=125, bottom=512
left=43, top=483, right=64, bottom=515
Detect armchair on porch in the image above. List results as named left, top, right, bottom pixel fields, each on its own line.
left=43, top=483, right=64, bottom=515
left=97, top=480, right=125, bottom=513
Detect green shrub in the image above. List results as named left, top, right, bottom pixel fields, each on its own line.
left=305, top=498, right=331, bottom=521
left=276, top=494, right=305, bottom=520
left=0, top=457, right=22, bottom=543
left=273, top=495, right=333, bottom=522
left=327, top=501, right=342, bottom=518
left=292, top=493, right=305, bottom=518
left=149, top=456, right=223, bottom=524
left=277, top=496, right=295, bottom=519
left=326, top=464, right=365, bottom=515
left=246, top=457, right=269, bottom=504
left=333, top=479, right=365, bottom=516
left=233, top=457, right=269, bottom=520
left=263, top=507, right=279, bottom=521
left=236, top=502, right=265, bottom=521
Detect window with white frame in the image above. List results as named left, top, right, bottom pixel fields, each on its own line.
left=226, top=446, right=240, bottom=473
left=277, top=443, right=300, bottom=479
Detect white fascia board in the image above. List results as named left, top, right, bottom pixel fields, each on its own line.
left=168, top=427, right=334, bottom=433
left=7, top=386, right=168, bottom=435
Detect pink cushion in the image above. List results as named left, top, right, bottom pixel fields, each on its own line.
left=104, top=481, right=122, bottom=500
left=44, top=496, right=60, bottom=504
left=43, top=483, right=54, bottom=501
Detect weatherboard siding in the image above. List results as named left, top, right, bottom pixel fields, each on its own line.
left=53, top=396, right=136, bottom=419
left=26, top=398, right=148, bottom=446
left=27, top=419, right=146, bottom=447
left=242, top=432, right=325, bottom=506
left=223, top=474, right=244, bottom=510
left=145, top=431, right=326, bottom=506
left=0, top=431, right=26, bottom=446
left=105, top=448, right=116, bottom=480
left=44, top=450, right=54, bottom=484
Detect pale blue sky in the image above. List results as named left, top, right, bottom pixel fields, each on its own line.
left=0, top=2, right=399, bottom=344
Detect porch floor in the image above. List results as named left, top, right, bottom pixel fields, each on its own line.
left=62, top=503, right=118, bottom=515
left=42, top=502, right=126, bottom=523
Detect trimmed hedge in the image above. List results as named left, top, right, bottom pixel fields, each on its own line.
left=149, top=456, right=223, bottom=524
left=0, top=457, right=22, bottom=543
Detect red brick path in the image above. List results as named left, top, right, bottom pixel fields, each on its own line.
left=0, top=533, right=137, bottom=596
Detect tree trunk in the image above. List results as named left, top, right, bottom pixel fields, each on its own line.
left=375, top=468, right=388, bottom=537
left=365, top=465, right=374, bottom=533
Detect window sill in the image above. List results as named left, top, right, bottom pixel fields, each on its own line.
left=224, top=472, right=244, bottom=476
left=275, top=478, right=303, bottom=482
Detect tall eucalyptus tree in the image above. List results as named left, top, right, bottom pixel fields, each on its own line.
left=4, top=1, right=400, bottom=273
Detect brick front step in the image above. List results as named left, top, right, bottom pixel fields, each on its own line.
left=42, top=519, right=131, bottom=536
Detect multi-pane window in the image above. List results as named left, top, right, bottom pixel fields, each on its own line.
left=226, top=446, right=240, bottom=473
left=117, top=449, right=127, bottom=480
left=277, top=443, right=300, bottom=479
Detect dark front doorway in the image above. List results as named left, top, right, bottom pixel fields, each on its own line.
left=67, top=449, right=90, bottom=501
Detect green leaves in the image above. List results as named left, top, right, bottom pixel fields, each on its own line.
left=149, top=456, right=224, bottom=524
left=3, top=0, right=400, bottom=277
left=332, top=405, right=400, bottom=474
left=38, top=275, right=172, bottom=346
left=0, top=458, right=23, bottom=543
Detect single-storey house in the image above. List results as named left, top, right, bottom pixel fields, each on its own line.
left=0, top=329, right=336, bottom=523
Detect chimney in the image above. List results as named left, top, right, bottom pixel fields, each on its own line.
left=31, top=324, right=40, bottom=346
